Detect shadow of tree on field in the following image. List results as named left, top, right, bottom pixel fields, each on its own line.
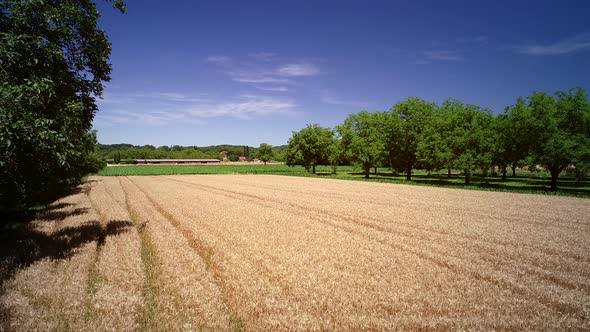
left=339, top=172, right=590, bottom=196
left=0, top=213, right=133, bottom=286
left=0, top=195, right=133, bottom=329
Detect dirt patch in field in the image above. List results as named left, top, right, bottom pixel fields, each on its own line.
left=1, top=174, right=589, bottom=331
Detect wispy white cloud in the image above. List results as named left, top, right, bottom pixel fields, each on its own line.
left=254, top=86, right=288, bottom=92
left=206, top=54, right=319, bottom=91
left=423, top=50, right=463, bottom=61
left=414, top=50, right=463, bottom=64
left=188, top=95, right=295, bottom=119
left=414, top=59, right=431, bottom=65
left=277, top=63, right=320, bottom=76
left=206, top=55, right=231, bottom=63
left=141, top=92, right=209, bottom=103
left=250, top=52, right=275, bottom=61
left=96, top=92, right=295, bottom=125
left=515, top=33, right=590, bottom=55
left=321, top=95, right=368, bottom=108
left=96, top=109, right=191, bottom=126
left=457, top=35, right=488, bottom=45
left=231, top=76, right=290, bottom=84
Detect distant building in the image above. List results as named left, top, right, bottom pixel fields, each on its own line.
left=238, top=156, right=247, bottom=161
left=135, top=159, right=220, bottom=164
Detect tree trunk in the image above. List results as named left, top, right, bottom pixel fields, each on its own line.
left=264, top=161, right=267, bottom=165
left=511, top=165, right=516, bottom=176
left=364, top=166, right=370, bottom=179
left=406, top=160, right=412, bottom=181
left=374, top=167, right=377, bottom=174
left=312, top=164, right=316, bottom=174
left=448, top=168, right=451, bottom=178
left=464, top=170, right=471, bottom=185
left=550, top=168, right=559, bottom=192
left=501, top=166, right=507, bottom=181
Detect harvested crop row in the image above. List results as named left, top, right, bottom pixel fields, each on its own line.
left=164, top=176, right=590, bottom=294
left=131, top=175, right=589, bottom=330
left=2, top=174, right=588, bottom=330
left=84, top=177, right=145, bottom=331
left=120, top=177, right=232, bottom=330
left=179, top=175, right=590, bottom=272
left=1, top=185, right=104, bottom=331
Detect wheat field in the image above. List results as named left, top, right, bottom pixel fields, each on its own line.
left=1, top=175, right=589, bottom=331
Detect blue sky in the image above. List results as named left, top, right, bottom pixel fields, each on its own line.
left=93, top=0, right=590, bottom=146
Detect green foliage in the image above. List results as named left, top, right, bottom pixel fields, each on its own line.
left=0, top=0, right=124, bottom=210
left=327, top=139, right=345, bottom=174
left=387, top=97, right=437, bottom=180
left=286, top=124, right=334, bottom=173
left=493, top=97, right=537, bottom=178
left=337, top=111, right=387, bottom=178
left=527, top=88, right=590, bottom=190
left=99, top=164, right=355, bottom=176
left=418, top=99, right=495, bottom=184
left=256, top=143, right=274, bottom=164
left=95, top=144, right=294, bottom=163
left=113, top=152, right=121, bottom=164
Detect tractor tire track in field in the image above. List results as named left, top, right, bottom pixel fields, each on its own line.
left=118, top=177, right=161, bottom=331
left=7, top=175, right=586, bottom=330
left=128, top=177, right=377, bottom=329
left=227, top=178, right=590, bottom=231
left=175, top=176, right=590, bottom=265
left=125, top=177, right=243, bottom=331
left=177, top=175, right=590, bottom=279
left=157, top=176, right=590, bottom=322
left=161, top=176, right=590, bottom=292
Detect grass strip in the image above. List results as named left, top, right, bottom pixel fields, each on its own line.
left=120, top=178, right=160, bottom=331
left=127, top=177, right=243, bottom=332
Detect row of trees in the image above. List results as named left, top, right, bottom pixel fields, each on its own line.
left=96, top=143, right=287, bottom=163
left=0, top=0, right=124, bottom=211
left=286, top=88, right=590, bottom=191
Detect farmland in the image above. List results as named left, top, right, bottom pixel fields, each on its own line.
left=1, top=175, right=589, bottom=330
left=97, top=164, right=590, bottom=198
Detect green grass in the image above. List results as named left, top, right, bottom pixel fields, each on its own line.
left=96, top=164, right=590, bottom=198
left=97, top=164, right=352, bottom=176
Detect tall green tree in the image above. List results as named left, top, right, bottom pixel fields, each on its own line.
left=0, top=0, right=124, bottom=210
left=337, top=111, right=386, bottom=178
left=286, top=124, right=334, bottom=173
left=493, top=97, right=539, bottom=179
left=388, top=97, right=437, bottom=180
left=418, top=99, right=495, bottom=185
left=527, top=88, right=590, bottom=191
left=257, top=143, right=274, bottom=164
left=327, top=138, right=345, bottom=174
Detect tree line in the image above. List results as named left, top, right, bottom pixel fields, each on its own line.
left=96, top=144, right=289, bottom=163
left=286, top=89, right=590, bottom=191
left=0, top=0, right=125, bottom=211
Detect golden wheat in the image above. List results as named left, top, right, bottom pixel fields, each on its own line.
left=1, top=174, right=589, bottom=331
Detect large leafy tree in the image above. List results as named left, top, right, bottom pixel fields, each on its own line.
left=286, top=124, right=334, bottom=173
left=0, top=0, right=124, bottom=210
left=388, top=97, right=437, bottom=180
left=527, top=88, right=590, bottom=191
left=493, top=97, right=538, bottom=179
left=256, top=143, right=273, bottom=165
left=419, top=99, right=495, bottom=185
left=337, top=111, right=386, bottom=178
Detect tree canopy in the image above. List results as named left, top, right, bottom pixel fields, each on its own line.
left=337, top=111, right=386, bottom=178
left=0, top=0, right=124, bottom=210
left=419, top=99, right=495, bottom=184
left=388, top=97, right=437, bottom=180
left=257, top=143, right=274, bottom=164
left=286, top=124, right=334, bottom=173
